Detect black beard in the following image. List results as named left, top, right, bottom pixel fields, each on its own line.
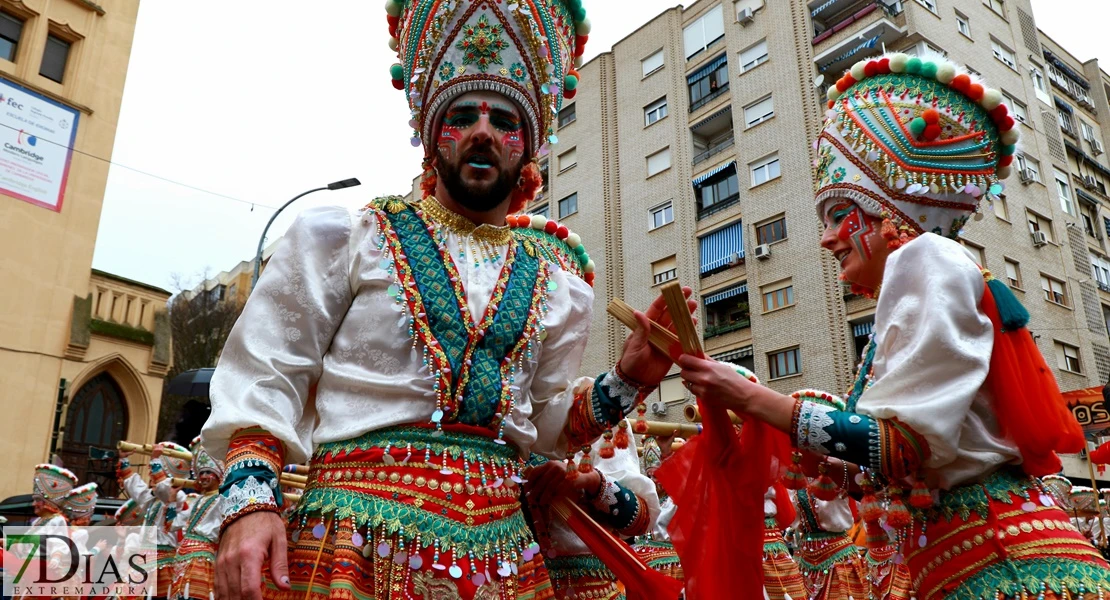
left=436, top=147, right=521, bottom=213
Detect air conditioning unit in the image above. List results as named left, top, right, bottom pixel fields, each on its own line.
left=1019, top=168, right=1035, bottom=184
left=1092, top=139, right=1105, bottom=156
left=737, top=7, right=755, bottom=25
left=650, top=401, right=668, bottom=415
left=1031, top=230, right=1049, bottom=247
left=1084, top=175, right=1099, bottom=190
left=727, top=252, right=743, bottom=266
left=754, top=244, right=772, bottom=260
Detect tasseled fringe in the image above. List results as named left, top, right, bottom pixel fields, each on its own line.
left=577, top=446, right=594, bottom=473
left=599, top=430, right=616, bottom=459
left=809, top=462, right=839, bottom=501
left=783, top=452, right=807, bottom=490
left=885, top=491, right=912, bottom=528
left=909, top=475, right=934, bottom=510
left=613, top=422, right=630, bottom=450
left=864, top=519, right=889, bottom=550
left=984, top=275, right=1029, bottom=331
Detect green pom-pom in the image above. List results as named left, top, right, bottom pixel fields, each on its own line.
left=390, top=63, right=404, bottom=80
left=909, top=117, right=927, bottom=138
left=579, top=251, right=589, bottom=265
left=564, top=74, right=578, bottom=91
left=987, top=278, right=1029, bottom=331
left=1000, top=143, right=1017, bottom=156
left=920, top=62, right=937, bottom=79
left=573, top=244, right=586, bottom=256
left=905, top=57, right=922, bottom=74
left=574, top=7, right=586, bottom=22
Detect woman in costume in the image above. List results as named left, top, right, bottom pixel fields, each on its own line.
left=631, top=435, right=684, bottom=582
left=169, top=438, right=225, bottom=600
left=118, top=442, right=189, bottom=599
left=762, top=484, right=807, bottom=600
left=526, top=419, right=659, bottom=600
left=677, top=52, right=1110, bottom=599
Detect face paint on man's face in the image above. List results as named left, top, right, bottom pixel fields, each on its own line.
left=502, top=129, right=525, bottom=165
left=438, top=123, right=464, bottom=163
left=834, top=203, right=876, bottom=260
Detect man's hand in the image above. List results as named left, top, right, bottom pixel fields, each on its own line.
left=524, top=461, right=602, bottom=506
left=215, top=511, right=291, bottom=600
left=618, top=286, right=697, bottom=386
left=150, top=444, right=163, bottom=460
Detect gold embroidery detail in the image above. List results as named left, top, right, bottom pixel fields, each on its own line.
left=419, top=197, right=513, bottom=246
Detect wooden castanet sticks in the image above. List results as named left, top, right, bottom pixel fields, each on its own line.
left=683, top=404, right=742, bottom=425
left=659, top=282, right=702, bottom=356
left=606, top=299, right=680, bottom=356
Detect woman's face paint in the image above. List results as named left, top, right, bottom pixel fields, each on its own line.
left=834, top=203, right=875, bottom=260
left=821, top=199, right=890, bottom=291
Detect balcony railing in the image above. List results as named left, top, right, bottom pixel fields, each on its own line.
left=1099, top=281, right=1110, bottom=293
left=812, top=0, right=903, bottom=42
left=693, top=137, right=735, bottom=165
left=697, top=193, right=740, bottom=220
left=654, top=269, right=678, bottom=285
left=704, top=320, right=751, bottom=339
left=690, top=84, right=730, bottom=113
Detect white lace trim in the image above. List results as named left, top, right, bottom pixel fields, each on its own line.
left=591, top=480, right=621, bottom=514
left=796, top=401, right=836, bottom=454
left=222, top=475, right=277, bottom=519
left=604, top=367, right=640, bottom=414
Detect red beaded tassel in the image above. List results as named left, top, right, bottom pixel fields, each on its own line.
left=885, top=488, right=912, bottom=528
left=783, top=451, right=807, bottom=490
left=908, top=473, right=934, bottom=510
left=598, top=431, right=616, bottom=459
left=613, top=421, right=630, bottom=450
left=859, top=477, right=884, bottom=523
left=632, top=404, right=650, bottom=435
left=864, top=518, right=890, bottom=550
left=578, top=446, right=594, bottom=473
left=565, top=456, right=579, bottom=481
left=808, top=461, right=839, bottom=501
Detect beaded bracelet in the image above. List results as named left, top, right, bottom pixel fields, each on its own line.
left=614, top=360, right=658, bottom=399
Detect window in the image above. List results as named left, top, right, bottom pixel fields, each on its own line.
left=1082, top=202, right=1099, bottom=238
left=642, top=49, right=665, bottom=78
left=557, top=104, right=576, bottom=128
left=532, top=204, right=550, bottom=219
left=683, top=4, right=725, bottom=60
left=965, top=64, right=982, bottom=78
left=558, top=147, right=577, bottom=172
left=902, top=41, right=947, bottom=58
left=991, top=39, right=1016, bottom=70
left=1004, top=259, right=1022, bottom=288
left=703, top=283, right=749, bottom=336
left=1041, top=274, right=1067, bottom=306
left=750, top=153, right=781, bottom=186
left=761, top=279, right=795, bottom=312
left=1001, top=91, right=1027, bottom=124
left=916, top=0, right=937, bottom=13
left=650, top=201, right=674, bottom=230
left=1015, top=153, right=1041, bottom=183
left=1027, top=211, right=1054, bottom=242
left=1081, top=120, right=1097, bottom=143
left=40, top=34, right=70, bottom=84
left=688, top=55, right=729, bottom=112
left=1054, top=341, right=1081, bottom=373
left=652, top=256, right=678, bottom=285
left=0, top=12, right=22, bottom=62
left=959, top=238, right=986, bottom=266
left=558, top=193, right=578, bottom=218
left=994, top=195, right=1009, bottom=220
left=739, top=39, right=768, bottom=73
left=956, top=11, right=971, bottom=38
left=1091, top=255, right=1110, bottom=291
left=1055, top=169, right=1073, bottom=215
left=699, top=219, right=744, bottom=274
left=1058, top=105, right=1077, bottom=137
left=647, top=147, right=672, bottom=177
left=984, top=0, right=1005, bottom=16
left=756, top=216, right=787, bottom=244
left=1030, top=65, right=1051, bottom=105
left=744, top=95, right=774, bottom=128
left=699, top=170, right=740, bottom=213
left=768, top=347, right=801, bottom=379
left=645, top=97, right=668, bottom=126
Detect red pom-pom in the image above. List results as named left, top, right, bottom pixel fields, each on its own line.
left=564, top=88, right=577, bottom=99
left=878, top=58, right=891, bottom=74
left=836, top=76, right=855, bottom=92
left=864, top=61, right=879, bottom=78
left=783, top=453, right=806, bottom=491
left=419, top=165, right=436, bottom=199
left=387, top=15, right=400, bottom=33
left=544, top=220, right=558, bottom=234
left=506, top=215, right=519, bottom=227
left=998, top=115, right=1015, bottom=132
left=392, top=79, right=405, bottom=90
left=517, top=215, right=530, bottom=227
left=584, top=272, right=595, bottom=286
left=828, top=100, right=835, bottom=109
left=1091, top=442, right=1110, bottom=465
left=909, top=477, right=933, bottom=510
left=575, top=35, right=588, bottom=50
left=951, top=74, right=971, bottom=93
left=922, top=108, right=939, bottom=124
left=923, top=124, right=942, bottom=141
left=967, top=83, right=985, bottom=101
left=613, top=424, right=630, bottom=449
left=999, top=154, right=1014, bottom=167
left=885, top=493, right=912, bottom=528
left=989, top=104, right=1008, bottom=122
left=556, top=225, right=569, bottom=239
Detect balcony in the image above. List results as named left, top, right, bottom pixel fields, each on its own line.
left=697, top=194, right=740, bottom=220
left=704, top=320, right=750, bottom=338
left=811, top=0, right=901, bottom=41
left=690, top=84, right=729, bottom=113
left=691, top=106, right=735, bottom=166
left=812, top=2, right=907, bottom=76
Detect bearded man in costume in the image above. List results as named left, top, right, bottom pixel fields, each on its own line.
left=118, top=442, right=190, bottom=599
left=203, top=2, right=693, bottom=599
left=677, top=52, right=1110, bottom=599
left=169, top=438, right=226, bottom=600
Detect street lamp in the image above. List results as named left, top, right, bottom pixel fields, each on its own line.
left=251, top=178, right=362, bottom=288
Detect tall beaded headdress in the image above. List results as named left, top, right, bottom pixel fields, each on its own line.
left=189, top=435, right=224, bottom=479
left=155, top=441, right=191, bottom=480
left=386, top=0, right=591, bottom=158
left=815, top=53, right=1020, bottom=239
left=113, top=498, right=143, bottom=526
left=61, top=483, right=98, bottom=522
left=32, top=464, right=78, bottom=505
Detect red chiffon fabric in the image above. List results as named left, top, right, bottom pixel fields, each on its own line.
left=656, top=395, right=791, bottom=600
left=980, top=287, right=1085, bottom=476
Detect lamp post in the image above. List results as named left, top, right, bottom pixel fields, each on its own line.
left=251, top=178, right=362, bottom=289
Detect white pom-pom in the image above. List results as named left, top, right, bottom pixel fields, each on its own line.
left=997, top=165, right=1013, bottom=179
left=935, top=63, right=956, bottom=84
left=981, top=88, right=1003, bottom=111
left=1001, top=129, right=1020, bottom=145
left=827, top=86, right=841, bottom=102
left=385, top=0, right=402, bottom=17
left=388, top=37, right=399, bottom=51
left=574, top=56, right=584, bottom=68
left=566, top=232, right=581, bottom=249
left=584, top=259, right=595, bottom=274
left=530, top=215, right=547, bottom=230
left=576, top=17, right=592, bottom=35
left=850, top=60, right=867, bottom=81
left=888, top=53, right=909, bottom=73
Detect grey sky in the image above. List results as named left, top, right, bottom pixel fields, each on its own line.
left=90, top=0, right=1107, bottom=291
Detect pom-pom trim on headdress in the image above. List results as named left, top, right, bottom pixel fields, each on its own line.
left=507, top=212, right=595, bottom=286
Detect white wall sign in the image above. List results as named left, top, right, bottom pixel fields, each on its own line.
left=0, top=79, right=79, bottom=212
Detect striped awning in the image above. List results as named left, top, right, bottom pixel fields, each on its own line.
left=687, top=53, right=728, bottom=84
left=810, top=0, right=838, bottom=17
left=704, top=282, right=748, bottom=305
left=693, top=161, right=736, bottom=187
left=712, top=345, right=754, bottom=362
left=1055, top=96, right=1073, bottom=113
left=699, top=220, right=744, bottom=274
left=1077, top=188, right=1100, bottom=207
left=852, top=319, right=875, bottom=337
left=820, top=33, right=882, bottom=70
